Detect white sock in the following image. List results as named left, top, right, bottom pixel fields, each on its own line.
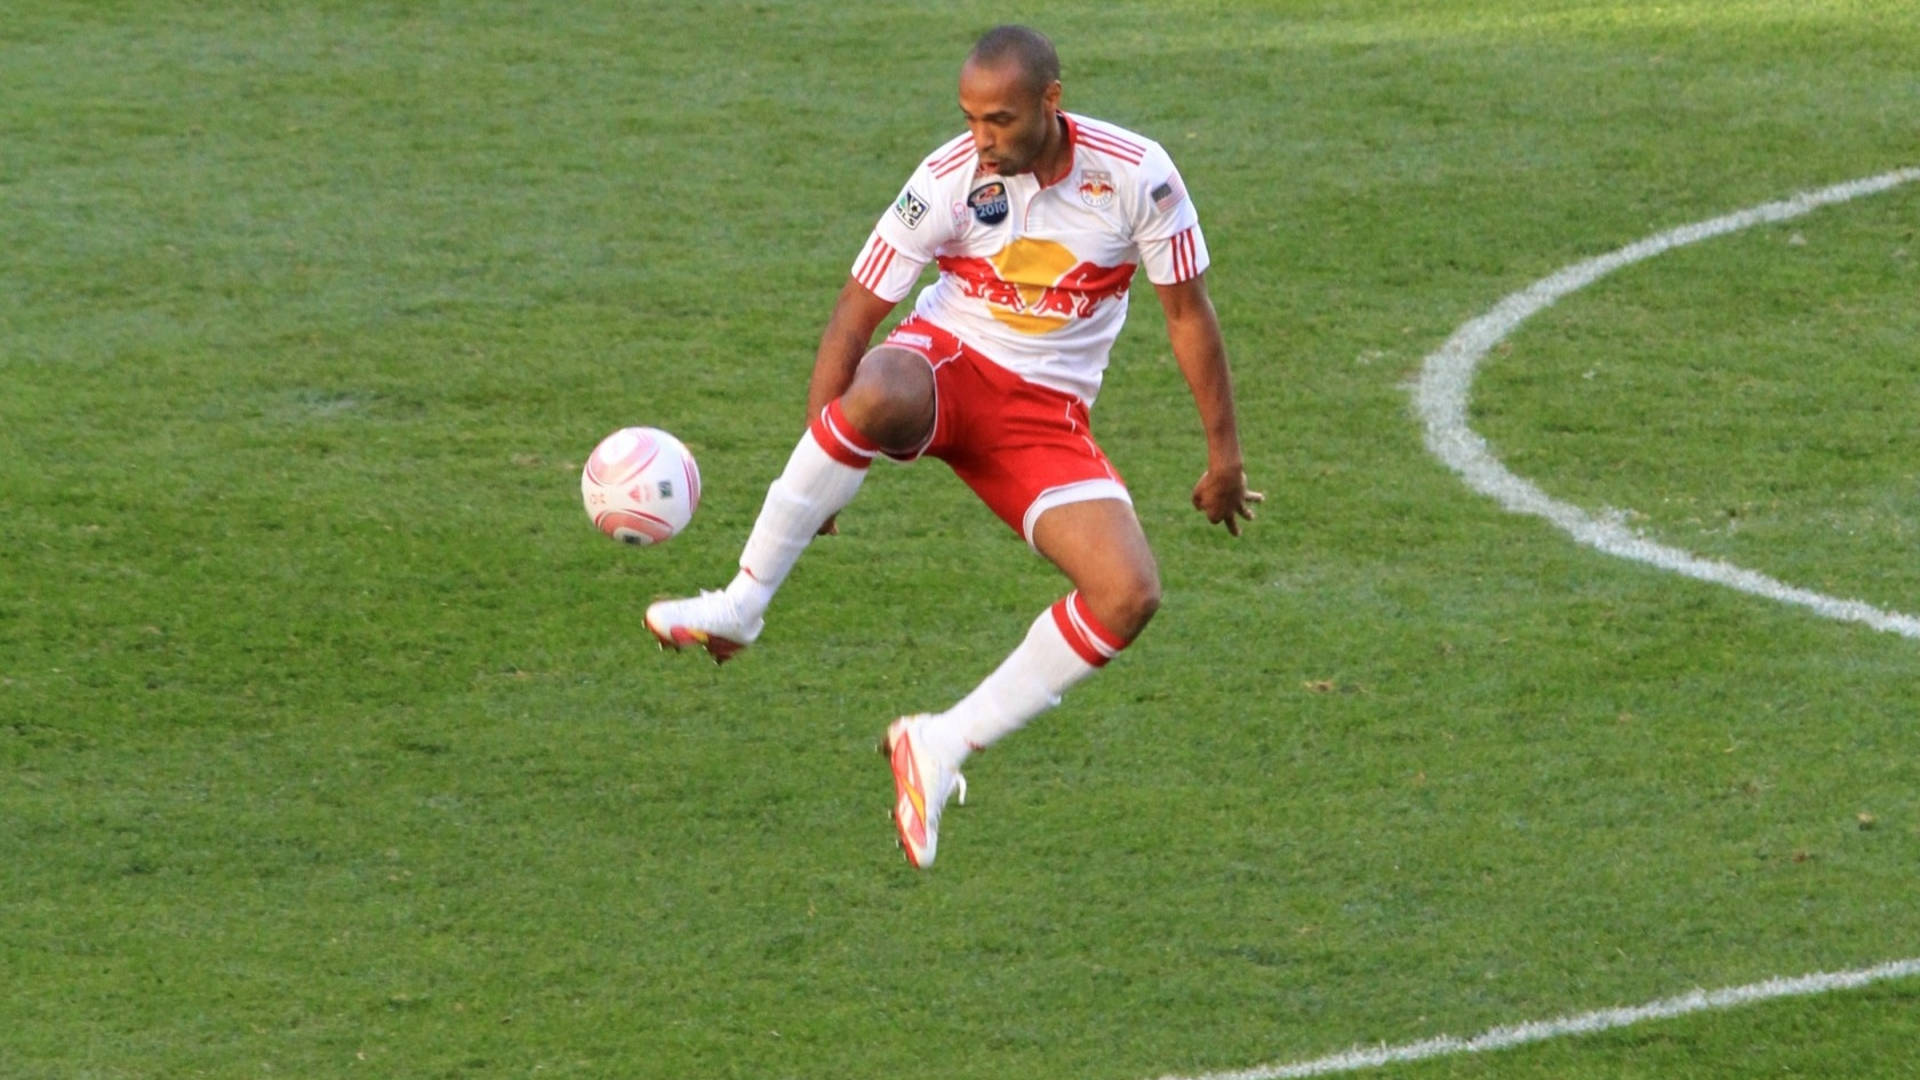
left=726, top=402, right=876, bottom=622
left=923, top=591, right=1131, bottom=766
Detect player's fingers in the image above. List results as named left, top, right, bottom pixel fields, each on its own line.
left=1237, top=503, right=1256, bottom=521
left=1223, top=513, right=1242, bottom=537
left=1245, top=489, right=1266, bottom=504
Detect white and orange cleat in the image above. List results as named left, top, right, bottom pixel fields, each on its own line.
left=883, top=715, right=967, bottom=869
left=643, top=590, right=763, bottom=665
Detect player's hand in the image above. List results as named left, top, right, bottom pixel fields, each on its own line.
left=816, top=514, right=839, bottom=537
left=1192, top=465, right=1263, bottom=537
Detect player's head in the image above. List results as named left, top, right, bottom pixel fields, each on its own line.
left=960, top=25, right=1063, bottom=178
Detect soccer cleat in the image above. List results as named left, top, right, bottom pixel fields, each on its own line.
left=643, top=590, right=763, bottom=664
left=883, top=715, right=966, bottom=869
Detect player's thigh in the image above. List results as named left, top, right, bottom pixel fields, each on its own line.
left=841, top=346, right=936, bottom=451
left=1030, top=498, right=1161, bottom=637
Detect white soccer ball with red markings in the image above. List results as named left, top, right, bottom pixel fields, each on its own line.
left=581, top=427, right=701, bottom=546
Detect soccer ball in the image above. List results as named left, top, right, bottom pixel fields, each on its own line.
left=580, top=427, right=701, bottom=545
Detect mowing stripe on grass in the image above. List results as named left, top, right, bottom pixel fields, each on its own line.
left=1414, top=167, right=1920, bottom=640
left=1155, top=956, right=1920, bottom=1080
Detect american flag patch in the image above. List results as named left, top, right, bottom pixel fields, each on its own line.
left=1150, top=174, right=1187, bottom=213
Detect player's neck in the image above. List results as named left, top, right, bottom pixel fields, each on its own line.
left=1032, top=112, right=1071, bottom=187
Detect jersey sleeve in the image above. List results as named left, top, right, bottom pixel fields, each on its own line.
left=1130, top=144, right=1209, bottom=286
left=849, top=161, right=951, bottom=302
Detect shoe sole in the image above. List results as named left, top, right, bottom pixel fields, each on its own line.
left=645, top=614, right=746, bottom=665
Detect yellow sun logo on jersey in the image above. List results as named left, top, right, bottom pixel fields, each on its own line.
left=938, top=237, right=1137, bottom=335
left=988, top=238, right=1084, bottom=334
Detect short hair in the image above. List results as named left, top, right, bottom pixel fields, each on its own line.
left=968, top=25, right=1060, bottom=95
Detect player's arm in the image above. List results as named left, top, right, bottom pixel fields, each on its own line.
left=1154, top=272, right=1263, bottom=536
left=814, top=174, right=941, bottom=419
left=803, top=278, right=898, bottom=537
left=808, top=164, right=943, bottom=533
left=806, top=278, right=897, bottom=421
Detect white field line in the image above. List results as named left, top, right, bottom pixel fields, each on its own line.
left=1154, top=956, right=1920, bottom=1080
left=1414, top=167, right=1920, bottom=639
left=1151, top=173, right=1920, bottom=1080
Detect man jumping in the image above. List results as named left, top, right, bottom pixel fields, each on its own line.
left=645, top=25, right=1261, bottom=868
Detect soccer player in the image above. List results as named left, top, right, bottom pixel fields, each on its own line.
left=645, top=25, right=1261, bottom=868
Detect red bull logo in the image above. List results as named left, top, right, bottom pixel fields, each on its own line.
left=1078, top=170, right=1115, bottom=209
left=937, top=237, right=1135, bottom=334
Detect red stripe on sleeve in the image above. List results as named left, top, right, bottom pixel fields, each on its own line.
left=856, top=239, right=896, bottom=291
left=870, top=245, right=896, bottom=290
left=931, top=138, right=978, bottom=177
left=1080, top=123, right=1145, bottom=154
left=856, top=238, right=883, bottom=281
left=1073, top=130, right=1145, bottom=164
left=1170, top=228, right=1198, bottom=281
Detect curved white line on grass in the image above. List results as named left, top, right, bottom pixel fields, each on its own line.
left=1155, top=956, right=1920, bottom=1080
left=1415, top=167, right=1920, bottom=639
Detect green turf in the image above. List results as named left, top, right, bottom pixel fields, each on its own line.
left=4, top=2, right=1918, bottom=1078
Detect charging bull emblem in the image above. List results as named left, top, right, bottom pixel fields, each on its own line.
left=937, top=237, right=1136, bottom=334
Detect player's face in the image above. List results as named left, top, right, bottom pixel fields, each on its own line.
left=959, top=59, right=1061, bottom=177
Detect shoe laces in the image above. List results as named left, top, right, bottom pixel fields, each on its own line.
left=698, top=588, right=764, bottom=635
left=916, top=724, right=965, bottom=807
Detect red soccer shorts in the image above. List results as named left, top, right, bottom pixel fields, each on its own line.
left=874, top=315, right=1130, bottom=545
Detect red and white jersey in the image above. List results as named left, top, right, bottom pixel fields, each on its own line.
left=850, top=111, right=1208, bottom=404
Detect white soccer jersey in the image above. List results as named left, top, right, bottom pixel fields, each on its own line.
left=850, top=111, right=1209, bottom=404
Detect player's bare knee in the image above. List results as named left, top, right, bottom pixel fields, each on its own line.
left=1092, top=568, right=1160, bottom=640
left=842, top=348, right=935, bottom=449
left=1125, top=572, right=1163, bottom=634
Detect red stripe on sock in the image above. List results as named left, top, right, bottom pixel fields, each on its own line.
left=1049, top=600, right=1104, bottom=666
left=825, top=400, right=881, bottom=453
left=808, top=400, right=879, bottom=469
left=802, top=401, right=871, bottom=465
left=1067, top=591, right=1129, bottom=655
left=1051, top=591, right=1129, bottom=668
left=807, top=413, right=867, bottom=468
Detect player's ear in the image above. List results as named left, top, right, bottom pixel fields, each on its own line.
left=1041, top=79, right=1061, bottom=111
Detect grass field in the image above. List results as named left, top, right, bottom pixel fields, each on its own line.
left=4, top=2, right=1918, bottom=1078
